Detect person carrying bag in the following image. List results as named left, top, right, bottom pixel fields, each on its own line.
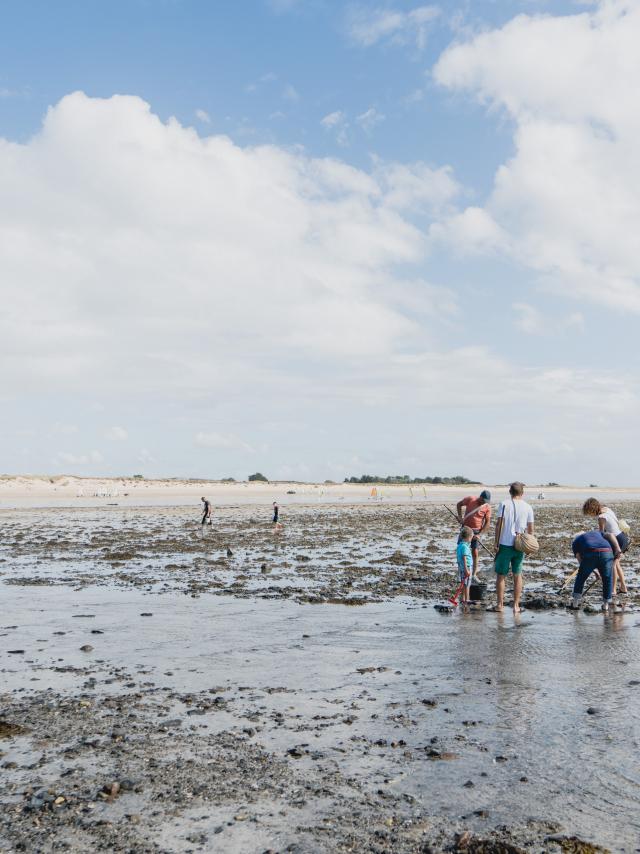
left=493, top=482, right=535, bottom=613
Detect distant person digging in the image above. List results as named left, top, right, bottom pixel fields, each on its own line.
left=200, top=497, right=212, bottom=527
left=456, top=490, right=492, bottom=576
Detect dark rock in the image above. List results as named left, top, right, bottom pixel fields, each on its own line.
left=287, top=747, right=304, bottom=758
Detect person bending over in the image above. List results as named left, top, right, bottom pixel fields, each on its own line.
left=570, top=529, right=614, bottom=611
left=456, top=489, right=492, bottom=576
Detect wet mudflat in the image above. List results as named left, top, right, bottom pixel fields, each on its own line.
left=1, top=503, right=640, bottom=853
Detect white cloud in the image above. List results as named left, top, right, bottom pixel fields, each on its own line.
left=513, top=304, right=588, bottom=337
left=513, top=302, right=544, bottom=335
left=356, top=107, right=385, bottom=134
left=376, top=160, right=460, bottom=214
left=347, top=4, right=439, bottom=49
left=138, top=448, right=155, bottom=464
left=54, top=450, right=103, bottom=467
left=195, top=109, right=211, bottom=124
left=1, top=90, right=637, bottom=482
left=266, top=0, right=301, bottom=11
left=434, top=0, right=640, bottom=314
left=51, top=422, right=79, bottom=435
left=320, top=110, right=345, bottom=129
left=195, top=431, right=254, bottom=453
left=0, top=92, right=437, bottom=402
left=402, top=88, right=425, bottom=106
left=104, top=426, right=128, bottom=441
left=245, top=72, right=277, bottom=94
left=320, top=110, right=350, bottom=145
left=282, top=84, right=300, bottom=103
left=565, top=312, right=585, bottom=332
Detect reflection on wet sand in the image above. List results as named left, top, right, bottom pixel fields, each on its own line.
left=1, top=503, right=639, bottom=852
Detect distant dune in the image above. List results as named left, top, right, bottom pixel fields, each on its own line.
left=1, top=474, right=640, bottom=508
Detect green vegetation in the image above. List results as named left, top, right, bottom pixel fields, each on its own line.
left=221, top=477, right=235, bottom=482
left=344, top=474, right=479, bottom=485
left=132, top=474, right=144, bottom=480
left=248, top=472, right=268, bottom=482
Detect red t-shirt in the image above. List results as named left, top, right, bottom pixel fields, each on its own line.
left=460, top=496, right=492, bottom=532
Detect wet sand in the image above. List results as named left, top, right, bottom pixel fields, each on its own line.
left=1, top=503, right=639, bottom=852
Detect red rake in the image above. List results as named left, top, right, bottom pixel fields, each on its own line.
left=449, top=574, right=470, bottom=606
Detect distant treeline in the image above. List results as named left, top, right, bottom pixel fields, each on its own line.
left=343, top=475, right=480, bottom=485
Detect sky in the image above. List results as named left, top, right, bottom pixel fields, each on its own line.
left=1, top=0, right=639, bottom=485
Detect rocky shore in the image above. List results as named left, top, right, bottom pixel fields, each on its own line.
left=1, top=503, right=638, bottom=852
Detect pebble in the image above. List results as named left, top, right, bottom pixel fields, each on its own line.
left=79, top=645, right=94, bottom=652
left=287, top=747, right=304, bottom=758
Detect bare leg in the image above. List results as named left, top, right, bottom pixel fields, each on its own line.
left=495, top=575, right=505, bottom=612
left=513, top=574, right=523, bottom=613
left=472, top=546, right=479, bottom=576
left=603, top=532, right=621, bottom=596
left=615, top=559, right=627, bottom=594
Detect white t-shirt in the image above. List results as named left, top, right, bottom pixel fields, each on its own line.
left=598, top=508, right=621, bottom=536
left=497, top=498, right=534, bottom=547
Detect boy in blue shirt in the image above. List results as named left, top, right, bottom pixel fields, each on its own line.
left=456, top=526, right=474, bottom=604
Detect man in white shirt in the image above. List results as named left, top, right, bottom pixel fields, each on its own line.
left=493, top=481, right=534, bottom=613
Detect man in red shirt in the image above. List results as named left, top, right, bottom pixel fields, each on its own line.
left=456, top=490, right=492, bottom=576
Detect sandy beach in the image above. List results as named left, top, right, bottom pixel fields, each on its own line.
left=3, top=474, right=640, bottom=509
left=1, top=497, right=639, bottom=852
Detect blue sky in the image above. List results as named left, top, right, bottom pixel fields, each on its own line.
left=1, top=0, right=639, bottom=485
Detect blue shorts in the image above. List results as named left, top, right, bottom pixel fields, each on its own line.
left=457, top=564, right=472, bottom=585
left=617, top=532, right=630, bottom=553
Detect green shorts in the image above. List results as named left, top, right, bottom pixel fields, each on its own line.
left=495, top=544, right=525, bottom=576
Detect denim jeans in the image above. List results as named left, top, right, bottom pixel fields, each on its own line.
left=573, top=552, right=613, bottom=602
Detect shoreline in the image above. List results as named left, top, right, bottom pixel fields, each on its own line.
left=3, top=474, right=640, bottom=509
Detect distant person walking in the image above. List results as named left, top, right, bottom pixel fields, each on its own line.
left=582, top=498, right=628, bottom=596
left=493, top=482, right=534, bottom=613
left=570, top=529, right=614, bottom=611
left=456, top=490, right=492, bottom=576
left=201, top=497, right=212, bottom=527
left=272, top=501, right=284, bottom=533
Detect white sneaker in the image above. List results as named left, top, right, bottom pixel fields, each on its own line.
left=570, top=596, right=581, bottom=610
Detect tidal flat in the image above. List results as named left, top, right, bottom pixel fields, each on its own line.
left=1, top=503, right=639, bottom=853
